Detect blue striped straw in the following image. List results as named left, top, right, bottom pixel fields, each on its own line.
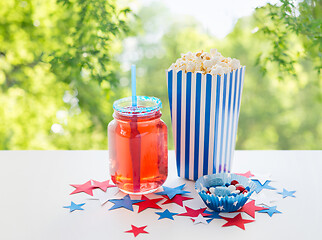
left=131, top=64, right=137, bottom=107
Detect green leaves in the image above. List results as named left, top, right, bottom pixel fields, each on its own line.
left=255, top=0, right=321, bottom=77
left=0, top=0, right=132, bottom=149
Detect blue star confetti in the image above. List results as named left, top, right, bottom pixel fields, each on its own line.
left=108, top=194, right=143, bottom=211
left=155, top=184, right=190, bottom=199
left=252, top=180, right=276, bottom=193
left=203, top=210, right=222, bottom=223
left=155, top=209, right=178, bottom=220
left=259, top=206, right=282, bottom=217
left=63, top=201, right=85, bottom=212
left=278, top=188, right=296, bottom=198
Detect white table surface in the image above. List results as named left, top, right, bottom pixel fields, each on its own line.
left=0, top=150, right=321, bottom=240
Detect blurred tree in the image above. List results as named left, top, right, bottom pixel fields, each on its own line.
left=256, top=0, right=321, bottom=76
left=0, top=0, right=131, bottom=149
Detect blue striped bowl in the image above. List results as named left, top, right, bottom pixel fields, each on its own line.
left=195, top=173, right=255, bottom=212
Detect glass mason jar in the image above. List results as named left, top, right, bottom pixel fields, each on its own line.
left=108, top=96, right=168, bottom=194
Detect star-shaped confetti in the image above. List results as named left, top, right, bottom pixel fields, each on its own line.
left=155, top=209, right=178, bottom=220
left=203, top=210, right=222, bottom=223
left=90, top=188, right=119, bottom=205
left=237, top=200, right=268, bottom=218
left=250, top=192, right=277, bottom=207
left=63, top=201, right=85, bottom=212
left=108, top=194, right=143, bottom=211
left=161, top=194, right=193, bottom=207
left=251, top=173, right=272, bottom=185
left=177, top=206, right=211, bottom=217
left=192, top=214, right=208, bottom=224
left=125, top=225, right=149, bottom=237
left=252, top=180, right=276, bottom=193
left=91, top=179, right=116, bottom=192
left=278, top=188, right=296, bottom=198
left=70, top=180, right=95, bottom=196
left=155, top=184, right=190, bottom=199
left=133, top=195, right=163, bottom=213
left=259, top=206, right=282, bottom=217
left=221, top=213, right=254, bottom=230
left=236, top=171, right=254, bottom=178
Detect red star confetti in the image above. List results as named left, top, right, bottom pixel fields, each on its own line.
left=177, top=206, right=211, bottom=218
left=162, top=195, right=193, bottom=207
left=125, top=225, right=148, bottom=237
left=133, top=195, right=163, bottom=213
left=221, top=213, right=254, bottom=230
left=236, top=171, right=255, bottom=178
left=91, top=179, right=116, bottom=192
left=237, top=200, right=268, bottom=218
left=70, top=180, right=95, bottom=196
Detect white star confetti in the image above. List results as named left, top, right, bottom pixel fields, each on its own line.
left=250, top=192, right=277, bottom=207
left=192, top=214, right=208, bottom=224
left=90, top=188, right=119, bottom=205
left=251, top=173, right=272, bottom=185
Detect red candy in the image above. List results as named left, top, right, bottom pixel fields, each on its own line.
left=242, top=190, right=248, bottom=194
left=206, top=191, right=211, bottom=194
left=231, top=180, right=239, bottom=185
left=236, top=186, right=245, bottom=192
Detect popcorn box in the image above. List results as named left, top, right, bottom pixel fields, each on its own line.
left=167, top=67, right=245, bottom=180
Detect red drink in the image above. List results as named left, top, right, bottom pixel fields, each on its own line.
left=108, top=97, right=168, bottom=194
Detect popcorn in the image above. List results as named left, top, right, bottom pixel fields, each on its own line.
left=168, top=49, right=242, bottom=76
left=230, top=58, right=241, bottom=70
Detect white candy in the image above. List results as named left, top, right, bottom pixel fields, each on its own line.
left=201, top=187, right=208, bottom=192
left=231, top=190, right=240, bottom=194
left=227, top=185, right=236, bottom=192
left=209, top=187, right=216, bottom=194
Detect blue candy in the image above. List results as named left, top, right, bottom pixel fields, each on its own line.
left=245, top=186, right=250, bottom=191
left=214, top=186, right=231, bottom=196
left=208, top=178, right=224, bottom=187
left=225, top=183, right=230, bottom=187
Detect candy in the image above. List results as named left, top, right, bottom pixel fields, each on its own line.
left=225, top=183, right=230, bottom=187
left=209, top=187, right=216, bottom=194
left=227, top=185, right=236, bottom=192
left=201, top=187, right=208, bottom=192
left=231, top=190, right=240, bottom=194
left=208, top=178, right=224, bottom=187
left=245, top=186, right=250, bottom=191
left=230, top=180, right=239, bottom=185
left=236, top=186, right=245, bottom=192
left=214, top=187, right=231, bottom=196
left=206, top=191, right=211, bottom=194
left=242, top=190, right=248, bottom=194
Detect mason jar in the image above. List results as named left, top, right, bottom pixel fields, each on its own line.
left=108, top=96, right=168, bottom=194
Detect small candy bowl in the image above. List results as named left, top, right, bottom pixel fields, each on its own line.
left=195, top=173, right=256, bottom=212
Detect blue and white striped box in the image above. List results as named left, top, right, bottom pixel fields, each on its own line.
left=167, top=67, right=245, bottom=180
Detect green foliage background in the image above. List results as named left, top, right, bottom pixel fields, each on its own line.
left=0, top=0, right=321, bottom=150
